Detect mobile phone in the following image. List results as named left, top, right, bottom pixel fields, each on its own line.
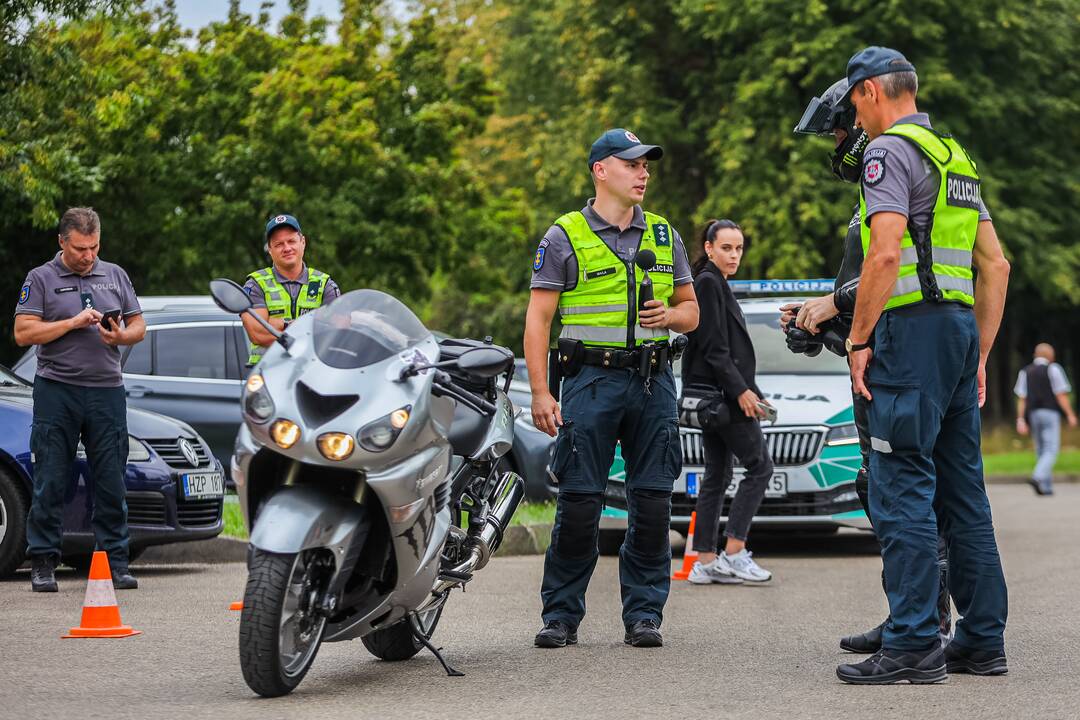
left=101, top=310, right=122, bottom=329
left=757, top=402, right=778, bottom=423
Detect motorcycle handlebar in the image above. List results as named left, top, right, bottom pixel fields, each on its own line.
left=432, top=373, right=497, bottom=415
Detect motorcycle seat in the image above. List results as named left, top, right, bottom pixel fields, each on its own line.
left=448, top=401, right=490, bottom=458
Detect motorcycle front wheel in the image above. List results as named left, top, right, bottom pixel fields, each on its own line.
left=239, top=548, right=333, bottom=697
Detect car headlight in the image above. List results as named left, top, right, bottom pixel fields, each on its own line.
left=270, top=419, right=301, bottom=449
left=318, top=432, right=355, bottom=461
left=243, top=373, right=274, bottom=423
left=128, top=436, right=150, bottom=462
left=357, top=406, right=410, bottom=452
left=825, top=423, right=860, bottom=446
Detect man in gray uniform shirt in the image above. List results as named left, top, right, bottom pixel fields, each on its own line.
left=14, top=207, right=146, bottom=592
left=526, top=128, right=699, bottom=649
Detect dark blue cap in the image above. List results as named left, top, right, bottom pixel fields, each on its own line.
left=843, top=46, right=916, bottom=99
left=265, top=213, right=301, bottom=240
left=588, top=128, right=663, bottom=169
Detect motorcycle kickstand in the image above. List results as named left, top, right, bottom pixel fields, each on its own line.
left=409, top=614, right=464, bottom=677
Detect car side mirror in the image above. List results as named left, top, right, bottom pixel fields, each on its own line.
left=456, top=347, right=513, bottom=378
left=209, top=278, right=252, bottom=314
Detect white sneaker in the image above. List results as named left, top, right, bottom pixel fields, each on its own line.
left=687, top=558, right=744, bottom=585
left=718, top=550, right=772, bottom=582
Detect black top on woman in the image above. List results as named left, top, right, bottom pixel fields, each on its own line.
left=681, top=221, right=767, bottom=423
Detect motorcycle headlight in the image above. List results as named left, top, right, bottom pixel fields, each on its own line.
left=127, top=436, right=150, bottom=462
left=825, top=423, right=860, bottom=446
left=358, top=406, right=411, bottom=452
left=271, top=419, right=301, bottom=449
left=243, top=373, right=274, bottom=423
left=317, top=432, right=355, bottom=461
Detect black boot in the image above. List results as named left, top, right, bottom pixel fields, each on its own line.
left=112, top=565, right=138, bottom=590
left=837, top=646, right=947, bottom=685
left=944, top=642, right=1008, bottom=676
left=624, top=619, right=663, bottom=648
left=840, top=620, right=885, bottom=653
left=534, top=620, right=577, bottom=648
left=30, top=555, right=59, bottom=593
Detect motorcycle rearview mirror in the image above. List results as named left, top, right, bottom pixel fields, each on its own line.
left=208, top=278, right=293, bottom=351
left=209, top=278, right=251, bottom=314
left=455, top=347, right=513, bottom=378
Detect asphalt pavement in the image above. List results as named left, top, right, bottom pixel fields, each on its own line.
left=1, top=483, right=1078, bottom=720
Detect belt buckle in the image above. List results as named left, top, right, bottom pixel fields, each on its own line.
left=603, top=350, right=612, bottom=368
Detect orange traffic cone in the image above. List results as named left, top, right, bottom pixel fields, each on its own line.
left=672, top=511, right=699, bottom=580
left=63, top=551, right=141, bottom=639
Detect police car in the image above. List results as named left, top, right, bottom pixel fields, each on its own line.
left=600, top=279, right=867, bottom=550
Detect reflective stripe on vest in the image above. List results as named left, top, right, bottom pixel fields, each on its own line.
left=247, top=267, right=330, bottom=365
left=859, top=123, right=980, bottom=310
left=555, top=210, right=675, bottom=348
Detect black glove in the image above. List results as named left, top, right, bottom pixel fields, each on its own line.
left=785, top=318, right=824, bottom=357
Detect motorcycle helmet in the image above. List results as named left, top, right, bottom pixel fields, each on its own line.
left=794, top=78, right=868, bottom=183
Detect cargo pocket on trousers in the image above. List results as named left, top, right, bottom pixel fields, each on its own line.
left=29, top=422, right=57, bottom=469
left=549, top=421, right=578, bottom=485
left=662, top=419, right=682, bottom=484
left=869, top=387, right=922, bottom=455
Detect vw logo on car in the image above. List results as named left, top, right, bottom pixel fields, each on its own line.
left=178, top=438, right=200, bottom=467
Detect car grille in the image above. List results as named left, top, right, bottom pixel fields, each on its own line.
left=668, top=487, right=861, bottom=518
left=127, top=491, right=167, bottom=526
left=146, top=438, right=211, bottom=469
left=177, top=497, right=223, bottom=527
left=680, top=426, right=826, bottom=468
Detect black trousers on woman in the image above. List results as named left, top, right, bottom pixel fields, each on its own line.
left=692, top=419, right=773, bottom=553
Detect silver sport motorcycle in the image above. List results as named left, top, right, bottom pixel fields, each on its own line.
left=209, top=279, right=524, bottom=697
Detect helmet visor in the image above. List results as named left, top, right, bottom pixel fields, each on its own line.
left=794, top=96, right=854, bottom=136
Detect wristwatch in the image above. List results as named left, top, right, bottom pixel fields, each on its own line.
left=845, top=338, right=871, bottom=353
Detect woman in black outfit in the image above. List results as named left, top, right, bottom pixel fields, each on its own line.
left=682, top=219, right=774, bottom=584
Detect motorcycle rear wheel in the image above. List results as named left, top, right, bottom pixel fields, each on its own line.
left=239, top=548, right=331, bottom=697
left=362, top=602, right=445, bottom=661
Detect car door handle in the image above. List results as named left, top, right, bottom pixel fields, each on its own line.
left=128, top=385, right=153, bottom=398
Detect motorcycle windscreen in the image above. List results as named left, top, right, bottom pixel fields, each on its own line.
left=310, top=289, right=432, bottom=369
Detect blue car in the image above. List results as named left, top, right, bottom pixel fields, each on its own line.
left=0, top=364, right=225, bottom=575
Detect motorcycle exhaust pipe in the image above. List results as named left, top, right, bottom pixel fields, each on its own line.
left=434, top=471, right=524, bottom=594
left=469, top=471, right=525, bottom=571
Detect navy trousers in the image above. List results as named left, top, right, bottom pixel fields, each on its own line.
left=26, top=376, right=130, bottom=567
left=867, top=304, right=1007, bottom=652
left=540, top=365, right=681, bottom=629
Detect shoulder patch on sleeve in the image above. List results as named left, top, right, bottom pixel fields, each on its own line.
left=862, top=148, right=888, bottom=187
left=19, top=284, right=30, bottom=305
left=533, top=242, right=547, bottom=272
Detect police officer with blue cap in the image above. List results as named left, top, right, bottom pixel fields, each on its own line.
left=787, top=78, right=953, bottom=655
left=836, top=47, right=1011, bottom=684
left=525, top=128, right=699, bottom=649
left=242, top=214, right=339, bottom=367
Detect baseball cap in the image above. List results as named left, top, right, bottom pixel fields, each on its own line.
left=588, top=128, right=663, bottom=169
left=842, top=46, right=916, bottom=100
left=264, top=213, right=301, bottom=240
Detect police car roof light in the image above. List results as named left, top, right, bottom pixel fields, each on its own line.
left=727, top=279, right=836, bottom=295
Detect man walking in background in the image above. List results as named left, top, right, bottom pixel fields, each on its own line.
left=1015, top=343, right=1077, bottom=495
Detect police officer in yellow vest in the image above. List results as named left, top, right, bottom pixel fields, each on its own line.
left=525, top=129, right=699, bottom=649
left=836, top=48, right=1011, bottom=684
left=242, top=214, right=339, bottom=367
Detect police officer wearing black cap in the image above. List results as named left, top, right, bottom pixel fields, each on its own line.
left=786, top=78, right=953, bottom=655
left=526, top=128, right=699, bottom=648
left=242, top=214, right=340, bottom=367
left=14, top=207, right=145, bottom=592
left=835, top=47, right=1011, bottom=684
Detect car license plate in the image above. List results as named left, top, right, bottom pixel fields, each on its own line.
left=181, top=472, right=224, bottom=500
left=686, top=472, right=699, bottom=498
left=726, top=472, right=787, bottom=498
